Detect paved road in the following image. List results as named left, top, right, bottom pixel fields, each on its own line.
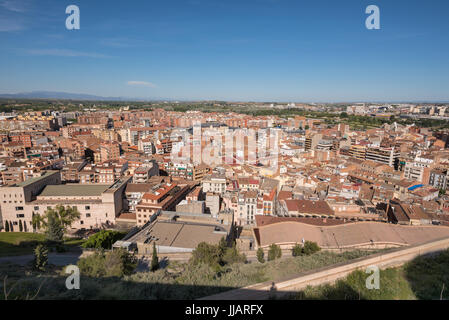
left=0, top=253, right=82, bottom=266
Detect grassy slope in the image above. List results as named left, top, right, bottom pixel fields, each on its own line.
left=291, top=249, right=449, bottom=300
left=0, top=250, right=377, bottom=300
left=0, top=233, right=47, bottom=256
left=0, top=232, right=84, bottom=257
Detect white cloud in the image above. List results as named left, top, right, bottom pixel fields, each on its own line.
left=27, top=49, right=112, bottom=58
left=127, top=81, right=157, bottom=88
left=0, top=0, right=29, bottom=13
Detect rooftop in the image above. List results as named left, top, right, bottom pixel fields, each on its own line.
left=39, top=184, right=110, bottom=197
left=14, top=171, right=59, bottom=187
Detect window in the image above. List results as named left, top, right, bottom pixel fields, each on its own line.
left=86, top=213, right=91, bottom=218
left=16, top=214, right=24, bottom=218
left=34, top=206, right=39, bottom=210
left=15, top=206, right=24, bottom=211
left=85, top=205, right=90, bottom=210
left=80, top=220, right=84, bottom=225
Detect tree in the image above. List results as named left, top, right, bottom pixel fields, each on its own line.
left=34, top=244, right=48, bottom=271
left=33, top=205, right=80, bottom=241
left=78, top=249, right=137, bottom=278
left=190, top=240, right=246, bottom=269
left=218, top=237, right=228, bottom=258
left=82, top=230, right=125, bottom=250
left=292, top=243, right=303, bottom=257
left=190, top=242, right=221, bottom=268
left=256, top=248, right=265, bottom=263
left=46, top=212, right=64, bottom=242
left=267, top=244, right=282, bottom=261
left=276, top=245, right=282, bottom=259
left=19, top=220, right=23, bottom=232
left=222, top=243, right=246, bottom=265
left=150, top=242, right=159, bottom=272
left=302, top=241, right=321, bottom=255
left=4, top=220, right=9, bottom=232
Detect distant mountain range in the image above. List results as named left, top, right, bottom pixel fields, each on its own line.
left=0, top=91, right=447, bottom=104
left=0, top=91, right=168, bottom=101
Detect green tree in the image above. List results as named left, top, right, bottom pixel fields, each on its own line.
left=276, top=245, right=282, bottom=259
left=33, top=205, right=80, bottom=241
left=302, top=241, right=321, bottom=255
left=77, top=249, right=137, bottom=278
left=46, top=212, right=64, bottom=242
left=190, top=240, right=246, bottom=269
left=218, top=237, right=228, bottom=258
left=222, top=243, right=246, bottom=265
left=34, top=244, right=48, bottom=271
left=256, top=248, right=265, bottom=263
left=4, top=220, right=9, bottom=232
left=19, top=220, right=23, bottom=232
left=268, top=244, right=282, bottom=261
left=292, top=243, right=303, bottom=257
left=190, top=242, right=221, bottom=268
left=151, top=242, right=159, bottom=272
left=81, top=230, right=125, bottom=250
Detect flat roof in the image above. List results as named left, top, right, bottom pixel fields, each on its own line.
left=14, top=171, right=59, bottom=187
left=39, top=184, right=110, bottom=197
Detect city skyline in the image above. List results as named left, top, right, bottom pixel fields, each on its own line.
left=1, top=0, right=449, bottom=101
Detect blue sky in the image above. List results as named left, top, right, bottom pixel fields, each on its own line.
left=0, top=0, right=448, bottom=102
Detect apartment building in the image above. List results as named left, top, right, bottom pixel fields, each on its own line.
left=365, top=146, right=400, bottom=167
left=305, top=133, right=323, bottom=151
left=236, top=190, right=257, bottom=226
left=429, top=169, right=448, bottom=191
left=404, top=156, right=434, bottom=183
left=202, top=173, right=227, bottom=194
left=135, top=182, right=192, bottom=226
left=133, top=162, right=159, bottom=183
left=349, top=145, right=366, bottom=161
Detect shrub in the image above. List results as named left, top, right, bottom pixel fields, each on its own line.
left=4, top=220, right=9, bottom=232
left=303, top=241, right=321, bottom=256
left=190, top=242, right=221, bottom=268
left=33, top=244, right=48, bottom=271
left=190, top=239, right=246, bottom=268
left=292, top=244, right=303, bottom=257
left=82, top=230, right=125, bottom=250
left=222, top=244, right=247, bottom=265
left=256, top=248, right=265, bottom=263
left=103, top=249, right=137, bottom=277
left=268, top=244, right=282, bottom=261
left=78, top=249, right=137, bottom=278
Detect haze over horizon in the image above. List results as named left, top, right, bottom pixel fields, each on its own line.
left=1, top=0, right=449, bottom=101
